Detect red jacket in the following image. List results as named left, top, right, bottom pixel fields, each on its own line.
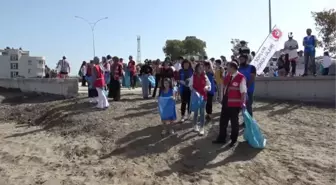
left=223, top=72, right=245, bottom=107
left=112, top=62, right=123, bottom=80
left=192, top=73, right=208, bottom=100
left=86, top=65, right=92, bottom=76
left=128, top=60, right=136, bottom=73
left=94, top=65, right=105, bottom=88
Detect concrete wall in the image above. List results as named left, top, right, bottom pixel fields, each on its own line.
left=0, top=78, right=78, bottom=97
left=254, top=76, right=335, bottom=103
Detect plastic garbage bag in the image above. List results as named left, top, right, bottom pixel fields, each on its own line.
left=148, top=75, right=156, bottom=87
left=104, top=73, right=110, bottom=85
left=158, top=97, right=177, bottom=120
left=190, top=91, right=204, bottom=112
left=243, top=109, right=267, bottom=149
left=137, top=75, right=142, bottom=85
left=85, top=76, right=94, bottom=89
left=103, top=89, right=108, bottom=96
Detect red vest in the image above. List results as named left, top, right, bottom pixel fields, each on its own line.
left=223, top=72, right=245, bottom=107
left=94, top=65, right=105, bottom=88
left=192, top=73, right=208, bottom=100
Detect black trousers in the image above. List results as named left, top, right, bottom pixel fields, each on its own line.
left=180, top=89, right=191, bottom=116
left=81, top=76, right=86, bottom=86
left=218, top=99, right=241, bottom=142
left=130, top=71, right=137, bottom=88
left=108, top=78, right=121, bottom=101
left=290, top=60, right=296, bottom=76
left=152, top=75, right=160, bottom=98
left=206, top=93, right=213, bottom=115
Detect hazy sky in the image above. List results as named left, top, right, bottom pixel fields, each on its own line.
left=0, top=0, right=334, bottom=74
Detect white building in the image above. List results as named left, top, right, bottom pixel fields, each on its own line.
left=0, top=47, right=45, bottom=78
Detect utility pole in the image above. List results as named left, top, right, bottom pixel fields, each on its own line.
left=136, top=36, right=141, bottom=63
left=268, top=0, right=272, bottom=33
left=75, top=16, right=108, bottom=57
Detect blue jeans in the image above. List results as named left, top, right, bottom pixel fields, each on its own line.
left=246, top=92, right=254, bottom=117
left=193, top=101, right=206, bottom=127
left=304, top=52, right=316, bottom=75
left=141, top=75, right=149, bottom=98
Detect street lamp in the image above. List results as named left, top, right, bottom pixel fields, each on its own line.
left=74, top=16, right=108, bottom=57
left=268, top=0, right=272, bottom=33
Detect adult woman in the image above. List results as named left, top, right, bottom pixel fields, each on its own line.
left=140, top=59, right=153, bottom=99
left=92, top=57, right=109, bottom=109
left=159, top=58, right=174, bottom=96
left=86, top=60, right=98, bottom=103
left=108, top=56, right=123, bottom=101
left=152, top=59, right=161, bottom=98
left=79, top=61, right=87, bottom=86
left=102, top=57, right=110, bottom=89
left=178, top=59, right=193, bottom=122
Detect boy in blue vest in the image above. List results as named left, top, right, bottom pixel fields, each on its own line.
left=238, top=55, right=256, bottom=117
left=302, top=28, right=317, bottom=76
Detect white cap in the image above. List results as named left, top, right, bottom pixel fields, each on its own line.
left=288, top=32, right=293, bottom=37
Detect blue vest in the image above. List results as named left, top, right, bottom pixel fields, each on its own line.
left=206, top=72, right=216, bottom=95
left=179, top=69, right=193, bottom=93
left=303, top=35, right=316, bottom=53
left=238, top=65, right=254, bottom=93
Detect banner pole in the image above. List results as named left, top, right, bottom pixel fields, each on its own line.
left=253, top=25, right=277, bottom=55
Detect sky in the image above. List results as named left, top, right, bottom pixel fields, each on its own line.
left=0, top=0, right=334, bottom=75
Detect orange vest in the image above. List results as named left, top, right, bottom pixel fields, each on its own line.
left=223, top=72, right=245, bottom=107
left=94, top=65, right=105, bottom=88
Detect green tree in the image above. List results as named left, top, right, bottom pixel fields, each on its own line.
left=312, top=9, right=336, bottom=55
left=230, top=38, right=249, bottom=57
left=182, top=36, right=207, bottom=56
left=162, top=40, right=185, bottom=60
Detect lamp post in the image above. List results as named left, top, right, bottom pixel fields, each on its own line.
left=74, top=16, right=108, bottom=57
left=268, top=0, right=272, bottom=33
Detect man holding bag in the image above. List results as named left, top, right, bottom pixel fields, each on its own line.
left=213, top=60, right=247, bottom=147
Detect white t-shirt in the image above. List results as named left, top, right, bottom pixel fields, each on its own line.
left=284, top=39, right=298, bottom=60
left=322, top=56, right=332, bottom=68
left=174, top=62, right=181, bottom=71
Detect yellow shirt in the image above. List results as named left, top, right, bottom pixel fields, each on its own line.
left=214, top=68, right=223, bottom=85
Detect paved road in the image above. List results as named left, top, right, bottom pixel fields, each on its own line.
left=78, top=83, right=141, bottom=94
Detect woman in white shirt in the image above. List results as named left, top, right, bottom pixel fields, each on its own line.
left=322, top=51, right=332, bottom=76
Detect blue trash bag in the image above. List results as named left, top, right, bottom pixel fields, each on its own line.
left=158, top=97, right=177, bottom=120
left=137, top=75, right=142, bottom=85
left=190, top=91, right=204, bottom=112
left=85, top=76, right=94, bottom=89
left=148, top=75, right=156, bottom=87
left=104, top=73, right=110, bottom=85
left=124, top=71, right=131, bottom=88
left=242, top=109, right=267, bottom=149
left=103, top=89, right=108, bottom=96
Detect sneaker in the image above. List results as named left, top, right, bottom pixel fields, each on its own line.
left=199, top=127, right=205, bottom=136
left=193, top=125, right=200, bottom=132
left=169, top=129, right=175, bottom=135
left=181, top=116, right=185, bottom=123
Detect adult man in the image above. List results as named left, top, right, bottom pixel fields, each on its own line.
left=56, top=56, right=70, bottom=78
left=238, top=55, right=256, bottom=117
left=302, top=28, right=317, bottom=76
left=140, top=60, right=153, bottom=99
left=284, top=32, right=299, bottom=76
left=213, top=60, right=247, bottom=147
left=128, top=55, right=137, bottom=89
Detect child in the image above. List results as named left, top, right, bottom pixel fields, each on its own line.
left=159, top=78, right=177, bottom=135
left=178, top=59, right=193, bottom=122
left=189, top=63, right=211, bottom=136
left=204, top=62, right=216, bottom=121
left=322, top=51, right=332, bottom=76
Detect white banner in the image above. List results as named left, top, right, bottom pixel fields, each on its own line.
left=250, top=26, right=283, bottom=75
